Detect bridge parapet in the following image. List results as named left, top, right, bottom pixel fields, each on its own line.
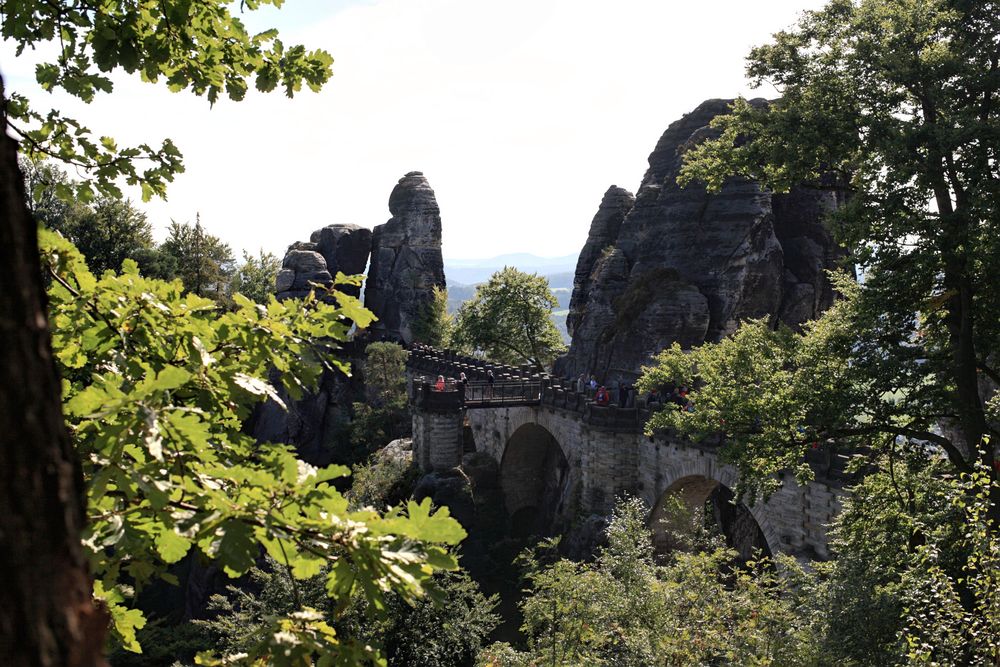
left=407, top=344, right=540, bottom=382
left=406, top=345, right=856, bottom=489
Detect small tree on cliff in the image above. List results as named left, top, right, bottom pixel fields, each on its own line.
left=349, top=342, right=411, bottom=457
left=411, top=285, right=452, bottom=347
left=452, top=267, right=565, bottom=371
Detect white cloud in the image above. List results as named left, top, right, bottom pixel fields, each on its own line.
left=1, top=0, right=828, bottom=260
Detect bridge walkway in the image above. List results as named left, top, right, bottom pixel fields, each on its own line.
left=405, top=343, right=854, bottom=484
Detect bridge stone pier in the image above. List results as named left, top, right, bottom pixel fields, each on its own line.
left=407, top=345, right=851, bottom=560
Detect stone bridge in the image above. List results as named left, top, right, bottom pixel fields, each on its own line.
left=406, top=345, right=852, bottom=560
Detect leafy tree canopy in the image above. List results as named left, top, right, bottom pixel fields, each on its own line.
left=656, top=0, right=1000, bottom=516
left=1, top=0, right=333, bottom=202
left=363, top=341, right=409, bottom=407
left=411, top=285, right=452, bottom=348
left=230, top=248, right=281, bottom=305
left=452, top=267, right=565, bottom=371
left=159, top=216, right=235, bottom=302
left=41, top=230, right=465, bottom=664
left=481, top=497, right=819, bottom=666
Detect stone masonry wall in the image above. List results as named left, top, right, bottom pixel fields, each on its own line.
left=412, top=409, right=464, bottom=472
left=461, top=405, right=842, bottom=559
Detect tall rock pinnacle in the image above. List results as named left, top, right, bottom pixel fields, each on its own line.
left=363, top=171, right=447, bottom=343
left=556, top=99, right=846, bottom=380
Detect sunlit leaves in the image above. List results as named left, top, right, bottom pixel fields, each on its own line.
left=1, top=0, right=334, bottom=201
left=42, top=232, right=465, bottom=662
left=452, top=267, right=565, bottom=370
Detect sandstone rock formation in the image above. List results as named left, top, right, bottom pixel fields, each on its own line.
left=363, top=171, right=447, bottom=343
left=274, top=224, right=372, bottom=300
left=275, top=246, right=332, bottom=300
left=557, top=99, right=846, bottom=380
left=566, top=186, right=635, bottom=338
left=312, top=224, right=373, bottom=296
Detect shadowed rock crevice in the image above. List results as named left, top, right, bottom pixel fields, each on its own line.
left=567, top=186, right=635, bottom=338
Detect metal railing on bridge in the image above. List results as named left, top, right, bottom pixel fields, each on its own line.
left=411, top=378, right=542, bottom=411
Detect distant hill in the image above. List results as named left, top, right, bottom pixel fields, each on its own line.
left=443, top=255, right=578, bottom=343
left=443, top=253, right=578, bottom=285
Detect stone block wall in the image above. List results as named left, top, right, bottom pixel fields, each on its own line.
left=460, top=404, right=843, bottom=559
left=412, top=409, right=464, bottom=472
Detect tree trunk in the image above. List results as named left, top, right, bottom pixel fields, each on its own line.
left=0, top=75, right=107, bottom=666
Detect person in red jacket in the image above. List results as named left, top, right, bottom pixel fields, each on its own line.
left=594, top=385, right=610, bottom=406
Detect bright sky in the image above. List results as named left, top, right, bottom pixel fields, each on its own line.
left=1, top=0, right=828, bottom=260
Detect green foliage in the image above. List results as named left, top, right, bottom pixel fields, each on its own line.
left=347, top=402, right=401, bottom=464
left=230, top=250, right=281, bottom=305
left=377, top=570, right=500, bottom=667
left=363, top=342, right=409, bottom=408
left=899, top=462, right=1000, bottom=666
left=41, top=231, right=466, bottom=663
left=21, top=156, right=84, bottom=228
left=108, top=616, right=206, bottom=667
left=24, top=157, right=175, bottom=277
left=411, top=285, right=452, bottom=347
left=674, top=0, right=1000, bottom=504
left=452, top=267, right=565, bottom=371
left=54, top=196, right=159, bottom=274
left=159, top=217, right=235, bottom=303
left=797, top=450, right=964, bottom=666
left=197, top=560, right=499, bottom=667
left=348, top=451, right=419, bottom=513
left=764, top=452, right=1000, bottom=667
left=480, top=497, right=819, bottom=666
left=345, top=342, right=411, bottom=462
left=638, top=279, right=866, bottom=500
left=2, top=0, right=333, bottom=201
left=195, top=564, right=332, bottom=659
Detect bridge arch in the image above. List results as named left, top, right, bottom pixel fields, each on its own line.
left=499, top=423, right=571, bottom=537
left=649, top=466, right=780, bottom=560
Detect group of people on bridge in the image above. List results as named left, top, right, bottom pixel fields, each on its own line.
left=576, top=374, right=695, bottom=413
left=430, top=370, right=497, bottom=403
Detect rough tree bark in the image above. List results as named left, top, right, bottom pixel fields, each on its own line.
left=0, top=75, right=107, bottom=666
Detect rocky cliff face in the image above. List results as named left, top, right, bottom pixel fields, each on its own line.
left=557, top=99, right=845, bottom=380
left=260, top=173, right=447, bottom=463
left=364, top=171, right=447, bottom=344
left=566, top=186, right=635, bottom=339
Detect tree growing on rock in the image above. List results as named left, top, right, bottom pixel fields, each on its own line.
left=411, top=285, right=453, bottom=347
left=672, top=0, right=1000, bottom=505
left=452, top=267, right=565, bottom=371
left=349, top=342, right=412, bottom=459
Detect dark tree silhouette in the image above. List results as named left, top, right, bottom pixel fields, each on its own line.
left=0, top=75, right=107, bottom=667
